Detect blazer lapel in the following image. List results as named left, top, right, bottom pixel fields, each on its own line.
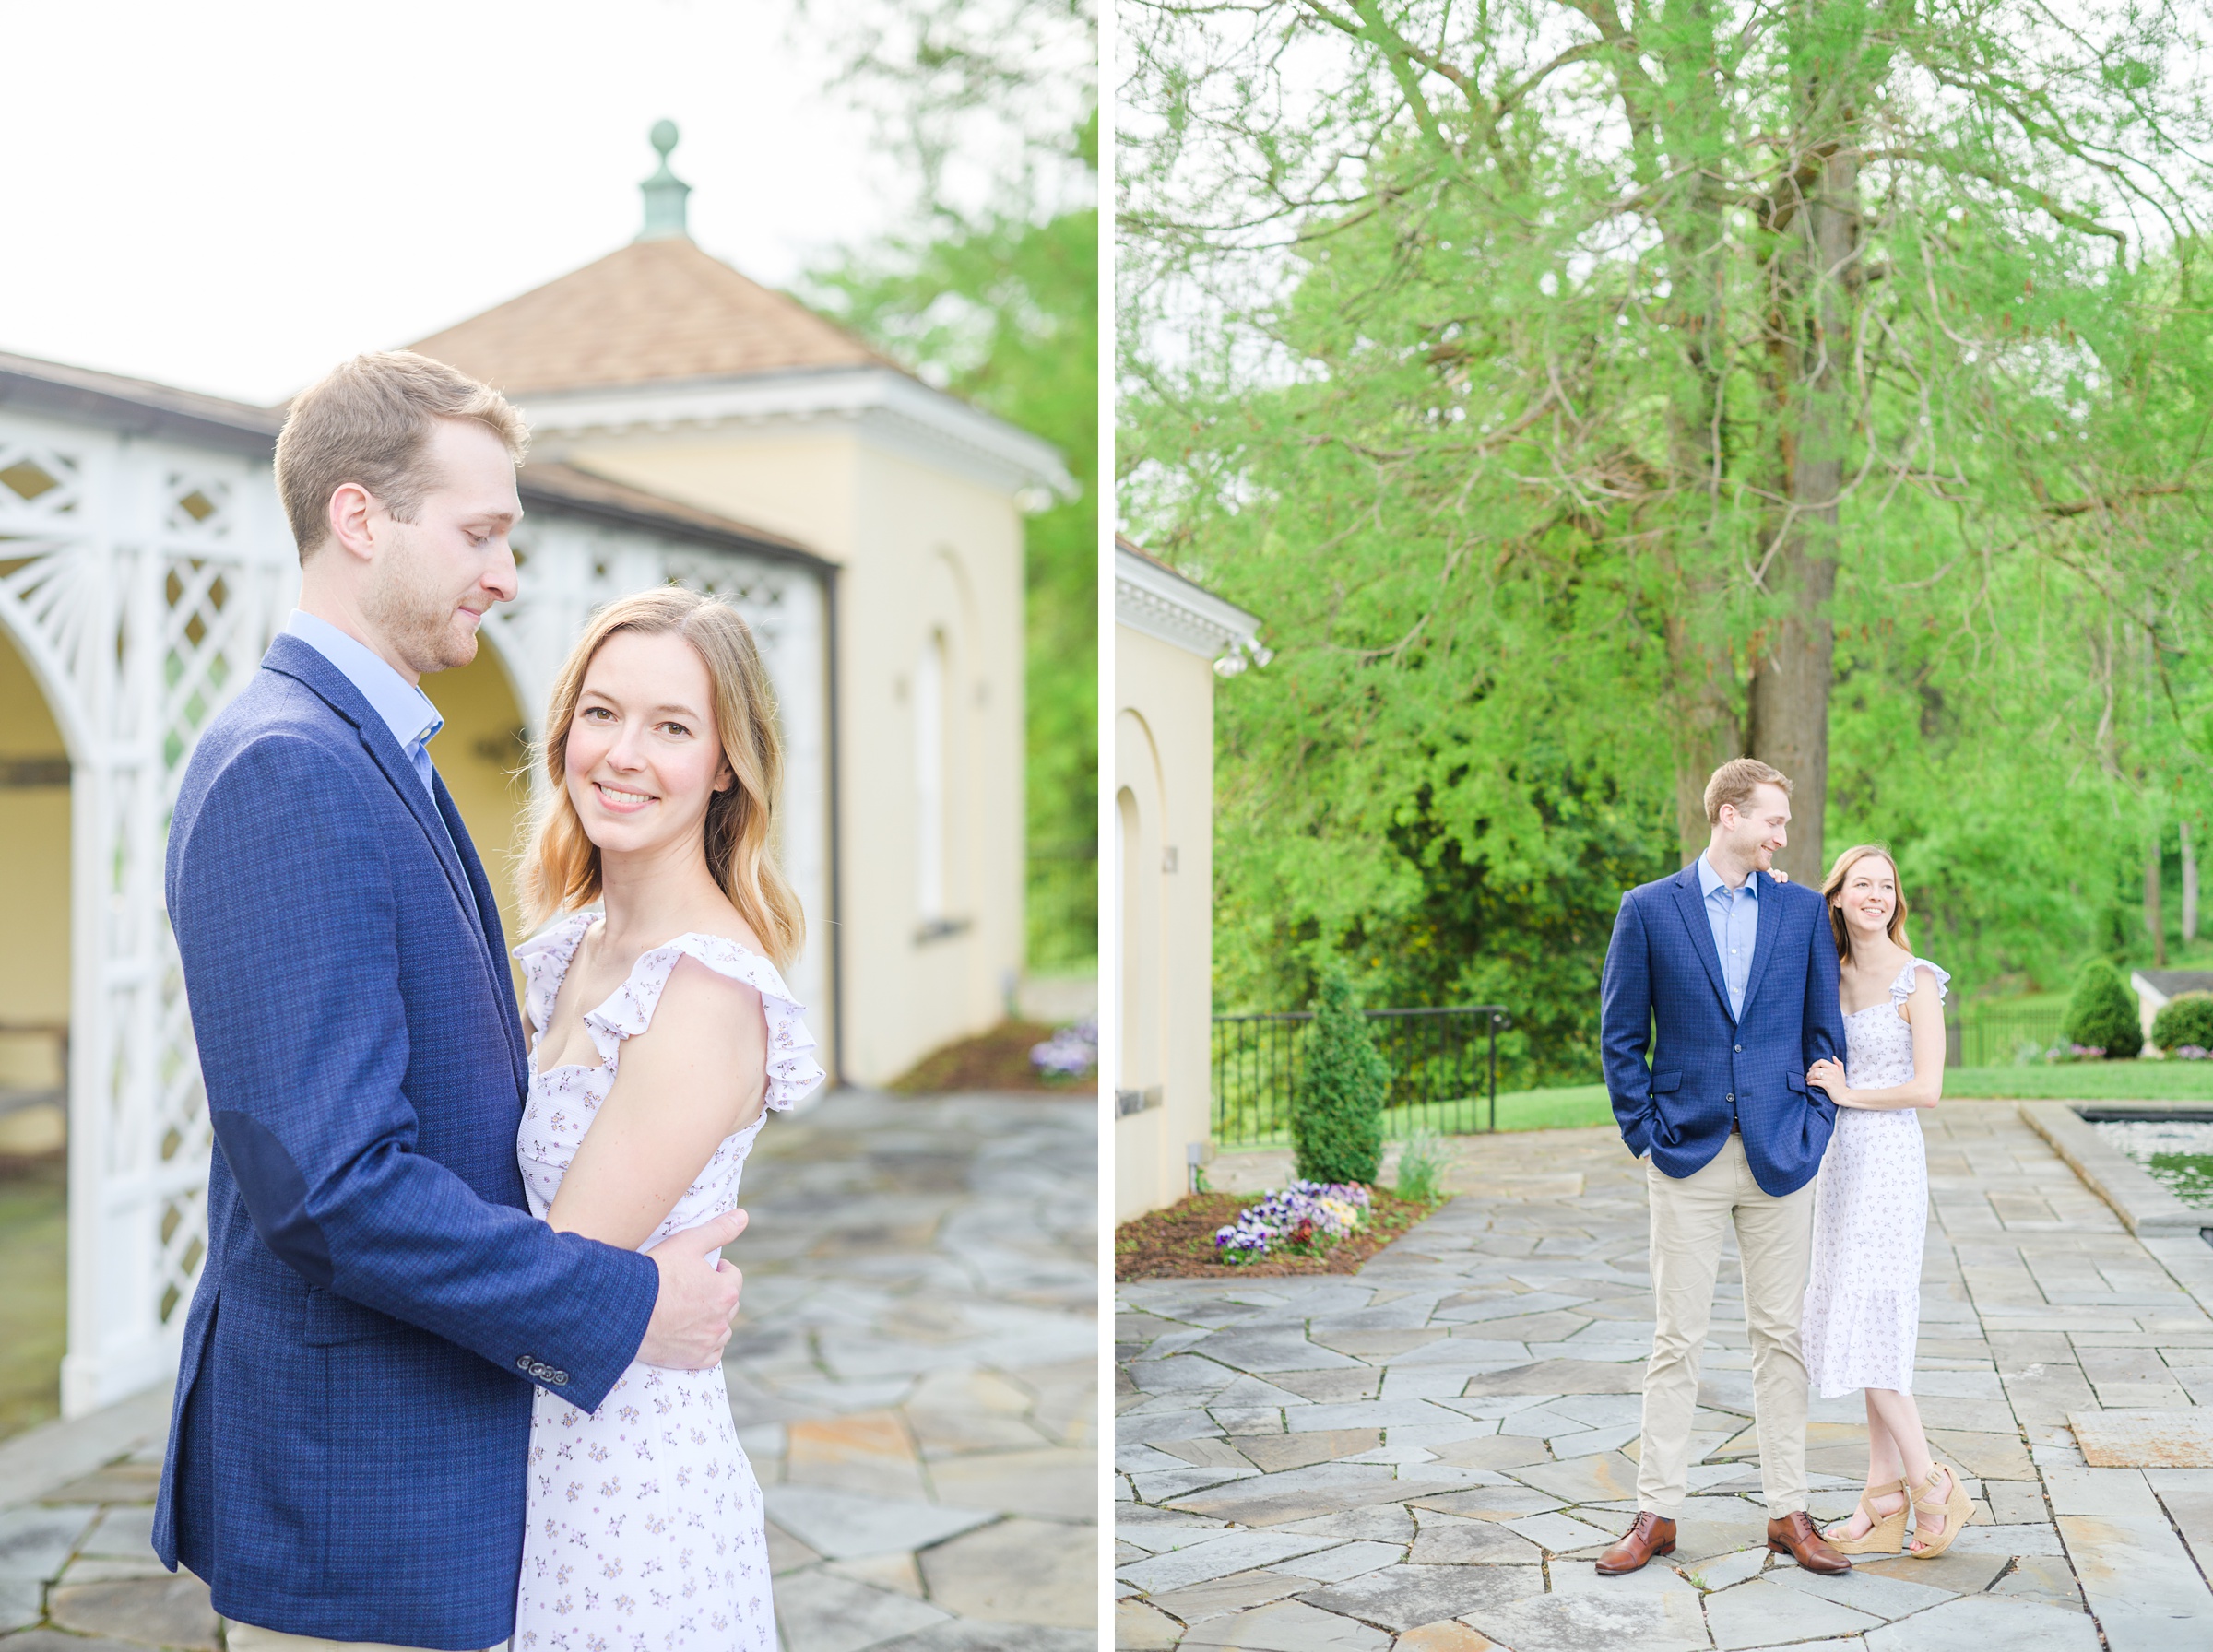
left=1737, top=870, right=1783, bottom=1019
left=1668, top=867, right=1736, bottom=1023
left=261, top=636, right=506, bottom=1011
left=435, top=772, right=528, bottom=1090
left=354, top=720, right=479, bottom=933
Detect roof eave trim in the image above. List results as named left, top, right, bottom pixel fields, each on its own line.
left=517, top=481, right=835, bottom=575
left=513, top=366, right=1074, bottom=499
left=1115, top=546, right=1263, bottom=661
left=0, top=367, right=280, bottom=457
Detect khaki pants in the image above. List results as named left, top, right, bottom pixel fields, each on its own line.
left=1637, top=1131, right=1816, bottom=1518
left=229, top=1626, right=506, bottom=1652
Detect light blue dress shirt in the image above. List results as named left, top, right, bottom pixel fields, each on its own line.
left=1696, top=851, right=1759, bottom=1021
left=282, top=610, right=446, bottom=806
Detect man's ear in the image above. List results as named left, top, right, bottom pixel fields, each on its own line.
left=326, top=482, right=379, bottom=563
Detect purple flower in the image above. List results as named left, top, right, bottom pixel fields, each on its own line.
left=1031, top=1017, right=1098, bottom=1077
left=1213, top=1180, right=1369, bottom=1260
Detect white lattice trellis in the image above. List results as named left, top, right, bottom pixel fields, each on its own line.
left=0, top=405, right=831, bottom=1416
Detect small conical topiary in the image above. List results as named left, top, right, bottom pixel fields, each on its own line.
left=1291, top=964, right=1391, bottom=1185
left=2063, top=958, right=2142, bottom=1058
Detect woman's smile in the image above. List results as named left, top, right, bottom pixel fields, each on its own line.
left=593, top=780, right=658, bottom=812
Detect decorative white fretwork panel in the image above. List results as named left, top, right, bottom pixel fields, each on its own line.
left=0, top=414, right=297, bottom=1412
left=0, top=407, right=831, bottom=1417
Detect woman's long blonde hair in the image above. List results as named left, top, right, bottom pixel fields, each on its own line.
left=521, top=586, right=804, bottom=967
left=1822, top=842, right=1910, bottom=963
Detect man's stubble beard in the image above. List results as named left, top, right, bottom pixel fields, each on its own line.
left=364, top=524, right=478, bottom=676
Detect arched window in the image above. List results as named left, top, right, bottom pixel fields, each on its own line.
left=914, top=630, right=947, bottom=924
left=1117, top=785, right=1138, bottom=1079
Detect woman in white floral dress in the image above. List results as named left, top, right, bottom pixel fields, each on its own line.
left=509, top=589, right=822, bottom=1650
left=1800, top=844, right=1976, bottom=1558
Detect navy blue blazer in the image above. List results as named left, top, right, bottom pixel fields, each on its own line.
left=1599, top=863, right=1847, bottom=1197
left=153, top=633, right=659, bottom=1649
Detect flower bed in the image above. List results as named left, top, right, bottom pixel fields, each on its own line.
left=1213, top=1180, right=1371, bottom=1262
left=888, top=1019, right=1095, bottom=1093
left=1115, top=1184, right=1439, bottom=1280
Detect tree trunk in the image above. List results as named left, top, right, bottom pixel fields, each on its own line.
left=1664, top=616, right=1744, bottom=864
left=2148, top=833, right=2168, bottom=967
left=1748, top=24, right=1861, bottom=888
left=2184, top=820, right=2199, bottom=944
left=1649, top=2, right=1740, bottom=868
left=1746, top=563, right=1837, bottom=885
left=1746, top=190, right=1853, bottom=881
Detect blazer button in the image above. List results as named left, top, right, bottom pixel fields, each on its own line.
left=549, top=1370, right=570, bottom=1386
left=1726, top=1092, right=1735, bottom=1103
left=1734, top=1044, right=1743, bottom=1053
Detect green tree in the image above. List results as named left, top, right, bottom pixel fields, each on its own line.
left=1122, top=0, right=2213, bottom=1066
left=1123, top=0, right=2212, bottom=876
left=1292, top=967, right=1391, bottom=1184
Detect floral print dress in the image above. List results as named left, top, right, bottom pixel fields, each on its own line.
left=1801, top=957, right=1948, bottom=1398
left=511, top=913, right=823, bottom=1652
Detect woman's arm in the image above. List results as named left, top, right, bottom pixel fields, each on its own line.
left=1806, top=969, right=1947, bottom=1111
left=548, top=956, right=770, bottom=1249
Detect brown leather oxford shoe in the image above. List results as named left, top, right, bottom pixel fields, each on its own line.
left=1767, top=1509, right=1852, bottom=1574
left=1595, top=1510, right=1676, bottom=1575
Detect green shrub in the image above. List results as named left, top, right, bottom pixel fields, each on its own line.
left=2153, top=992, right=2213, bottom=1054
left=1292, top=967, right=1390, bottom=1184
left=2064, top=960, right=2142, bottom=1058
left=1394, top=1131, right=1450, bottom=1202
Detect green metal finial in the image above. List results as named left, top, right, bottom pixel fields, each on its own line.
left=638, top=120, right=692, bottom=242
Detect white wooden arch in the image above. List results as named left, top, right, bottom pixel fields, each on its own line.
left=0, top=377, right=833, bottom=1416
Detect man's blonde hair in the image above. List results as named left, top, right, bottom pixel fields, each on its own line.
left=1703, top=757, right=1792, bottom=825
left=274, top=351, right=527, bottom=562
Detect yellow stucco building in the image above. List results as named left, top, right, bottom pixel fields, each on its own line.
left=1113, top=538, right=1264, bottom=1222
left=406, top=181, right=1064, bottom=1088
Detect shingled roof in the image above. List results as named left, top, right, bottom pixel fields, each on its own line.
left=405, top=236, right=891, bottom=398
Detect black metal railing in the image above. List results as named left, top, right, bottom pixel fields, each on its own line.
left=1947, top=1003, right=2069, bottom=1068
left=1211, top=1006, right=1509, bottom=1148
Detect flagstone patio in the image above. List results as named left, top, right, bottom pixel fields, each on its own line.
left=0, top=1088, right=1097, bottom=1652
left=1117, top=1101, right=2213, bottom=1651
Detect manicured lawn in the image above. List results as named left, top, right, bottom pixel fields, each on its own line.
left=1218, top=1061, right=2213, bottom=1153
left=1490, top=1083, right=1615, bottom=1132
left=1469, top=1065, right=2213, bottom=1128
left=1475, top=1066, right=2213, bottom=1123
left=1943, top=1063, right=2213, bottom=1100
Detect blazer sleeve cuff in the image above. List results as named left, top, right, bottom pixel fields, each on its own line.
left=518, top=1246, right=659, bottom=1413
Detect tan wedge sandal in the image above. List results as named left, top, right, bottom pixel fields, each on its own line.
left=1824, top=1478, right=1909, bottom=1554
left=1907, top=1464, right=1976, bottom=1558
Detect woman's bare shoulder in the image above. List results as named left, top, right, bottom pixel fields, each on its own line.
left=671, top=895, right=769, bottom=961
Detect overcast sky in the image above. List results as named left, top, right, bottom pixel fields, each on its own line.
left=0, top=0, right=907, bottom=405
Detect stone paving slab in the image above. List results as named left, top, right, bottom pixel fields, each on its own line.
left=1118, top=1102, right=2213, bottom=1647
left=2, top=1090, right=1097, bottom=1651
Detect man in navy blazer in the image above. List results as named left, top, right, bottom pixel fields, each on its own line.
left=155, top=353, right=750, bottom=1651
left=1593, top=759, right=1852, bottom=1577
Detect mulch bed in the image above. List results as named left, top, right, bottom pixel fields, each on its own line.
left=887, top=1019, right=1094, bottom=1095
left=1115, top=1186, right=1443, bottom=1281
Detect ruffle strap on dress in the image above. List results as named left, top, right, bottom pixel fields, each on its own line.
left=514, top=911, right=597, bottom=1035
left=1891, top=958, right=1951, bottom=1005
left=581, top=932, right=825, bottom=1110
